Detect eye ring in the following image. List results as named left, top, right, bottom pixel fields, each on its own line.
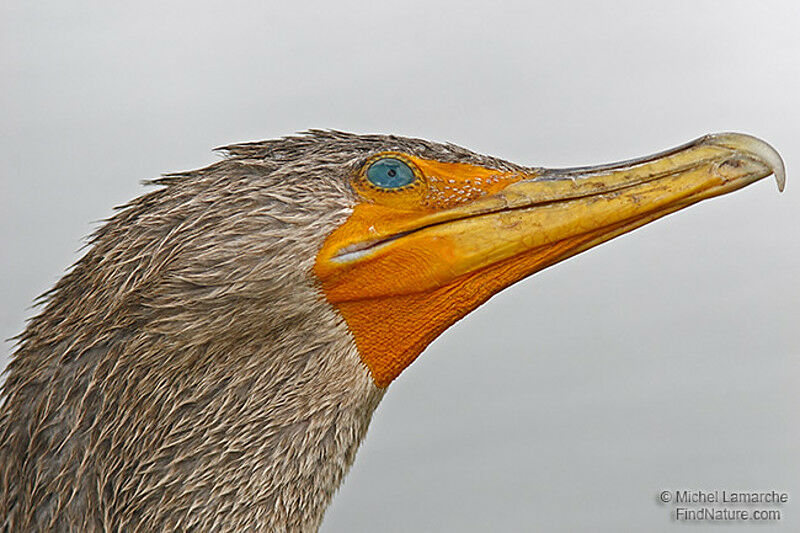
left=361, top=154, right=421, bottom=191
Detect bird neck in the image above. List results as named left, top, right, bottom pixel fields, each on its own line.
left=1, top=301, right=384, bottom=531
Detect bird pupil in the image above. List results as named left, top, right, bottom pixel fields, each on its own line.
left=387, top=169, right=397, bottom=177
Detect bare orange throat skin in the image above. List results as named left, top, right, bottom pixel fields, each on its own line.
left=316, top=225, right=504, bottom=387
left=315, top=221, right=590, bottom=388
left=316, top=246, right=559, bottom=388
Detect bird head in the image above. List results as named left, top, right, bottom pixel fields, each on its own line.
left=2, top=130, right=784, bottom=531
left=214, top=130, right=783, bottom=387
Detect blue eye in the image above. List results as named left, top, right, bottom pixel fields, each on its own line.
left=365, top=157, right=416, bottom=189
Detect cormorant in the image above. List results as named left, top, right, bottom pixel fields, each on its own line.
left=0, top=131, right=784, bottom=531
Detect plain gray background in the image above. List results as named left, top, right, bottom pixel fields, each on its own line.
left=2, top=1, right=798, bottom=531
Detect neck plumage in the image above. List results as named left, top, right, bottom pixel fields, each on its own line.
left=0, top=273, right=384, bottom=532
left=1, top=160, right=390, bottom=531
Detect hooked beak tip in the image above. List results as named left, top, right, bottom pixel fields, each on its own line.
left=704, top=133, right=786, bottom=192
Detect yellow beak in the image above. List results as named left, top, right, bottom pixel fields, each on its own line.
left=408, top=132, right=785, bottom=283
